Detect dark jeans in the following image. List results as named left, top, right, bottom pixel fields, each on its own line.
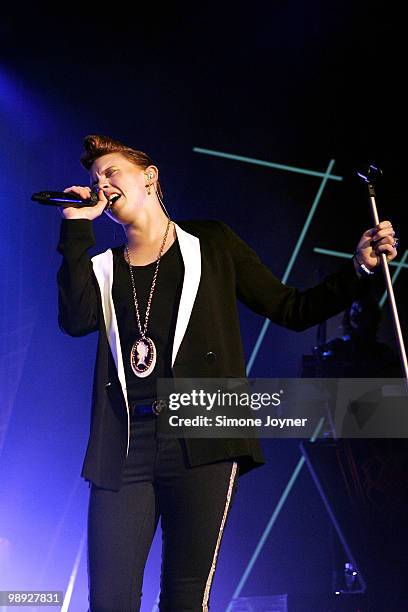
left=87, top=413, right=239, bottom=612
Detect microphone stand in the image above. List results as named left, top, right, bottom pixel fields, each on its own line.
left=357, top=165, right=408, bottom=380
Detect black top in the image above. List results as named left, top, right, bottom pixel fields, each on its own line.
left=112, top=238, right=184, bottom=403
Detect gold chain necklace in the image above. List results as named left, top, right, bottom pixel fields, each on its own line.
left=124, top=218, right=173, bottom=378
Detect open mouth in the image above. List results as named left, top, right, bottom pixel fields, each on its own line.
left=106, top=194, right=121, bottom=209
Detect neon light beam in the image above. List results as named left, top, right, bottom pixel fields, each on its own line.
left=225, top=418, right=325, bottom=611
left=247, top=159, right=337, bottom=374
left=193, top=147, right=343, bottom=181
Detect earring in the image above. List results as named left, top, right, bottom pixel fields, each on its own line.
left=145, top=171, right=152, bottom=195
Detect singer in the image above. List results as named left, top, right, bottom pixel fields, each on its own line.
left=56, top=134, right=398, bottom=612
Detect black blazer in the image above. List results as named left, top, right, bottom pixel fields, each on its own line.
left=57, top=218, right=368, bottom=491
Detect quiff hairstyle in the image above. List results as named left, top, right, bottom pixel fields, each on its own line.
left=80, top=134, right=163, bottom=199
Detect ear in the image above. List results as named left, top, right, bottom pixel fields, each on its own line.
left=145, top=165, right=158, bottom=182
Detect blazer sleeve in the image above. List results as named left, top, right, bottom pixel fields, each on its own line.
left=217, top=221, right=371, bottom=331
left=56, top=219, right=100, bottom=337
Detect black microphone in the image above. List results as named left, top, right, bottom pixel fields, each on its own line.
left=31, top=190, right=101, bottom=207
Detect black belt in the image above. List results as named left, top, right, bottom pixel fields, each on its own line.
left=130, top=398, right=168, bottom=417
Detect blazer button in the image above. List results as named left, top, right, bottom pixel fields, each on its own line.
left=105, top=382, right=112, bottom=389
left=205, top=351, right=217, bottom=364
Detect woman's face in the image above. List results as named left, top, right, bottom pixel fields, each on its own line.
left=89, top=152, right=152, bottom=224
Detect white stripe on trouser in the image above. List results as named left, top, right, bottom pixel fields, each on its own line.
left=202, top=461, right=238, bottom=611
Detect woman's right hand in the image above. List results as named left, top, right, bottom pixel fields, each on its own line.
left=59, top=186, right=108, bottom=220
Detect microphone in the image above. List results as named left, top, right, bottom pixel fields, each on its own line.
left=31, top=190, right=101, bottom=207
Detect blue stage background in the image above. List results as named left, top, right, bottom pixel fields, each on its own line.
left=0, top=3, right=406, bottom=610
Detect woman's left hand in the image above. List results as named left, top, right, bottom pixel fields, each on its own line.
left=355, top=220, right=399, bottom=271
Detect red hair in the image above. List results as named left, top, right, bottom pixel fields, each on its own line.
left=80, top=134, right=163, bottom=199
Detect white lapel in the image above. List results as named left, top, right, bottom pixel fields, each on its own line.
left=91, top=249, right=131, bottom=456
left=171, top=223, right=201, bottom=366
